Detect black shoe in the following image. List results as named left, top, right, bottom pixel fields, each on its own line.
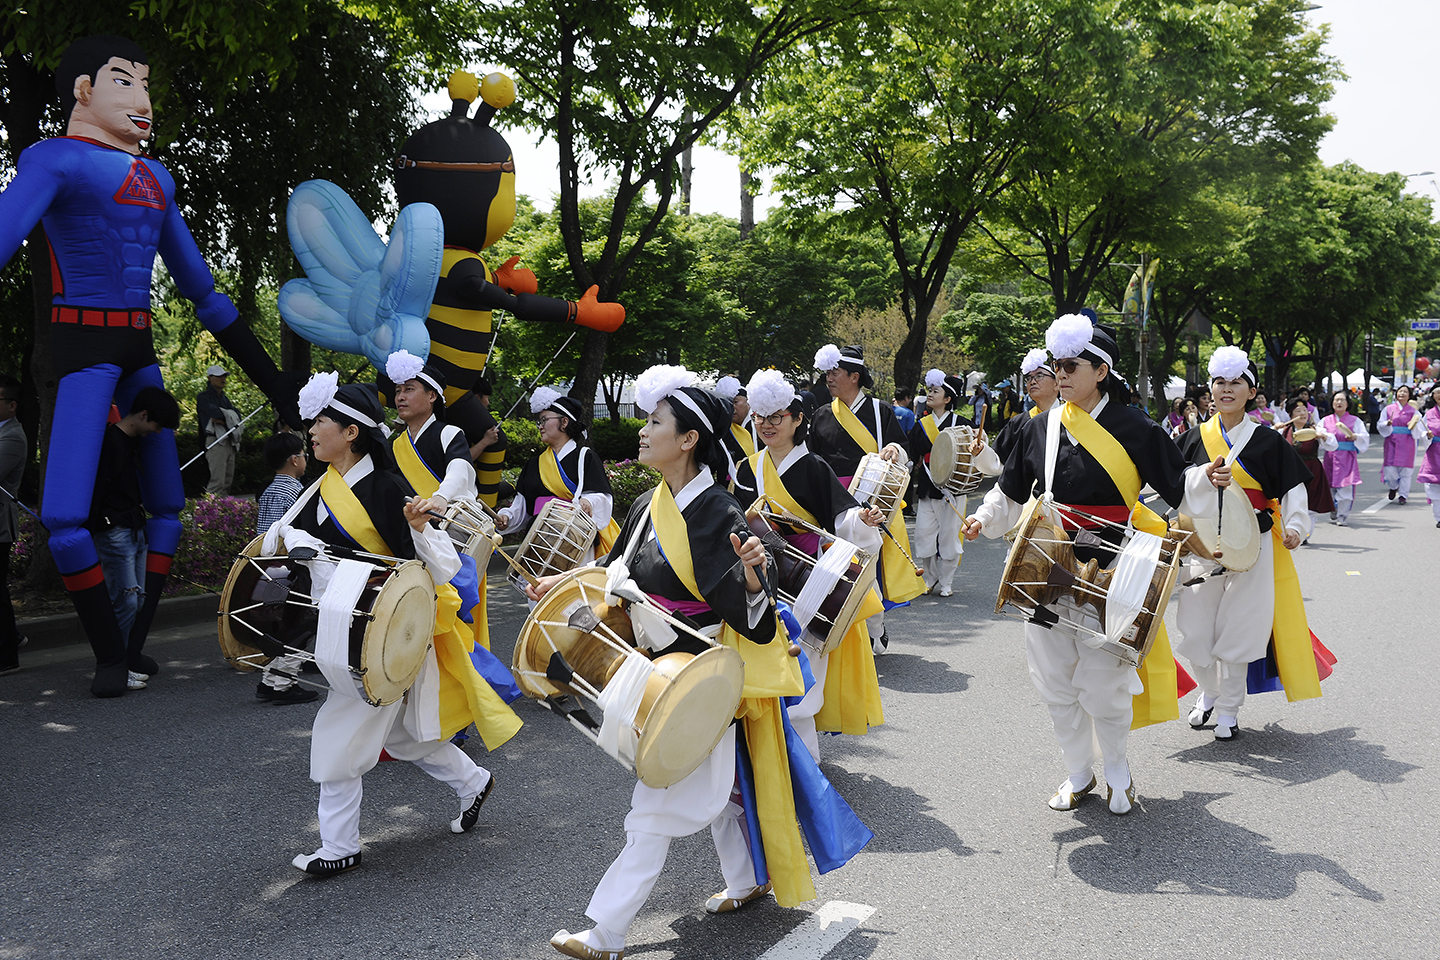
left=292, top=850, right=362, bottom=877
left=268, top=684, right=318, bottom=704
left=129, top=653, right=159, bottom=677
left=451, top=774, right=497, bottom=833
left=0, top=661, right=19, bottom=676
left=255, top=682, right=275, bottom=701
left=1389, top=488, right=1397, bottom=500
left=92, top=663, right=129, bottom=698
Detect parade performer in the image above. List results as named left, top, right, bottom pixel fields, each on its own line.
left=532, top=366, right=869, bottom=960
left=908, top=369, right=998, bottom=597
left=1173, top=348, right=1332, bottom=741
left=1281, top=398, right=1336, bottom=525
left=1321, top=390, right=1369, bottom=526
left=385, top=350, right=517, bottom=700
left=993, top=348, right=1061, bottom=466
left=964, top=316, right=1220, bottom=815
left=732, top=369, right=886, bottom=761
left=1418, top=385, right=1440, bottom=527
left=1378, top=385, right=1422, bottom=503
left=808, top=345, right=926, bottom=653
left=713, top=375, right=758, bottom=488
left=0, top=36, right=300, bottom=696
left=496, top=386, right=620, bottom=560
left=264, top=376, right=520, bottom=877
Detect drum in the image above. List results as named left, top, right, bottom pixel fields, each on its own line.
left=436, top=497, right=500, bottom=567
left=995, top=500, right=1188, bottom=667
left=511, top=499, right=599, bottom=584
left=1292, top=427, right=1317, bottom=443
left=513, top=567, right=745, bottom=788
left=1175, top=482, right=1262, bottom=573
left=218, top=537, right=436, bottom=705
left=847, top=453, right=910, bottom=525
left=929, top=426, right=986, bottom=495
left=746, top=499, right=878, bottom=654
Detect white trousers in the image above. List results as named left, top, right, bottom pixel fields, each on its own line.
left=1175, top=538, right=1276, bottom=721
left=1383, top=465, right=1414, bottom=499
left=786, top=638, right=831, bottom=763
left=914, top=497, right=962, bottom=561
left=1331, top=486, right=1355, bottom=521
left=584, top=726, right=746, bottom=939
left=1428, top=483, right=1440, bottom=522
left=311, top=693, right=490, bottom=858
left=1024, top=599, right=1137, bottom=790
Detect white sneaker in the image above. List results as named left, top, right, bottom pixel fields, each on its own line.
left=938, top=587, right=953, bottom=597
left=1187, top=700, right=1213, bottom=728
left=1214, top=716, right=1238, bottom=740
left=126, top=671, right=148, bottom=690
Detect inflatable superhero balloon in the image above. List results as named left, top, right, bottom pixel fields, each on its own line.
left=280, top=70, right=625, bottom=402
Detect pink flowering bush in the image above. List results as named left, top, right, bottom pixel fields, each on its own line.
left=606, top=459, right=661, bottom=517
left=7, top=512, right=40, bottom=580
left=167, top=495, right=258, bottom=596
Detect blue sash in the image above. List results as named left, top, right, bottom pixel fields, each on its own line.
left=1392, top=425, right=1412, bottom=436
left=1335, top=440, right=1357, bottom=452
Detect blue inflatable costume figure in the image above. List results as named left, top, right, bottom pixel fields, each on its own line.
left=0, top=37, right=300, bottom=697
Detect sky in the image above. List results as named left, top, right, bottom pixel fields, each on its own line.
left=437, top=0, right=1439, bottom=221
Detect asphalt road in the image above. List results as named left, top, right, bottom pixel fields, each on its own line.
left=2, top=442, right=1435, bottom=960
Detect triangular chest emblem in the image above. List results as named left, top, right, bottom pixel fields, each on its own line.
left=113, top=158, right=167, bottom=209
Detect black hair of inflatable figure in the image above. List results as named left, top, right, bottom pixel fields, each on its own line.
left=395, top=83, right=515, bottom=254
left=57, top=35, right=149, bottom=122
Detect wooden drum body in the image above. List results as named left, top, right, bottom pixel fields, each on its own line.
left=512, top=499, right=599, bottom=584
left=513, top=568, right=744, bottom=788
left=930, top=425, right=986, bottom=496
left=437, top=497, right=500, bottom=569
left=995, top=501, right=1188, bottom=667
left=847, top=453, right=909, bottom=525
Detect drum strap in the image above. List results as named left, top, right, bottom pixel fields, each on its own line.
left=731, top=422, right=757, bottom=458
left=314, top=558, right=374, bottom=701
left=758, top=452, right=821, bottom=527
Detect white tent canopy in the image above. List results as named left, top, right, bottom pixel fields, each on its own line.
left=1320, top=369, right=1389, bottom=392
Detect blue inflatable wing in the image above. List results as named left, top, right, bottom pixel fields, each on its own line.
left=278, top=179, right=443, bottom=370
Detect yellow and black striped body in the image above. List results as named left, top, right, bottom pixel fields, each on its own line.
left=428, top=248, right=497, bottom=406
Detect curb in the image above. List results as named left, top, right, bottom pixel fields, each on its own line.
left=18, top=593, right=219, bottom=653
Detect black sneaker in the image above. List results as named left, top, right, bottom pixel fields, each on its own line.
left=451, top=774, right=497, bottom=833
left=255, top=682, right=275, bottom=701
left=292, top=850, right=362, bottom=877
left=268, top=684, right=319, bottom=705
left=1389, top=488, right=1397, bottom=500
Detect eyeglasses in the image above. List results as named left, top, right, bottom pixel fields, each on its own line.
left=1053, top=360, right=1088, bottom=375
left=535, top=415, right=562, bottom=427
left=751, top=412, right=793, bottom=426
left=1023, top=372, right=1054, bottom=386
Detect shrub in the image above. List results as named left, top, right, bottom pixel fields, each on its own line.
left=606, top=459, right=661, bottom=517
left=590, top=418, right=643, bottom=462
left=7, top=511, right=40, bottom=581
left=167, top=495, right=259, bottom=596
left=500, top=418, right=544, bottom=470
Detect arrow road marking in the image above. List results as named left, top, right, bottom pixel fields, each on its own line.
left=757, top=900, right=877, bottom=960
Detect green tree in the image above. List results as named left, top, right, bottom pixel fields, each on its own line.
left=938, top=292, right=1052, bottom=386
left=980, top=0, right=1337, bottom=316
left=470, top=0, right=880, bottom=410
left=738, top=0, right=1119, bottom=390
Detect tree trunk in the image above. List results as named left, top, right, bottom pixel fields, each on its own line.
left=740, top=169, right=757, bottom=239
left=22, top=225, right=61, bottom=593
left=571, top=330, right=608, bottom=423
left=680, top=109, right=693, bottom=217
left=892, top=300, right=932, bottom=396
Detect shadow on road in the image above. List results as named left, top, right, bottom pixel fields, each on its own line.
left=873, top=653, right=971, bottom=695
left=820, top=763, right=974, bottom=859
left=1053, top=790, right=1382, bottom=901
left=1166, top=723, right=1419, bottom=787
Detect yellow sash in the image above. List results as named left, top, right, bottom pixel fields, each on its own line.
left=649, top=480, right=813, bottom=905
left=756, top=450, right=884, bottom=735
left=1029, top=406, right=1042, bottom=418
left=1199, top=419, right=1321, bottom=701
left=1055, top=403, right=1182, bottom=728
left=540, top=446, right=621, bottom=554
left=393, top=429, right=441, bottom=499
left=731, top=422, right=756, bottom=458
left=831, top=397, right=880, bottom=453
left=318, top=467, right=392, bottom=556
left=920, top=413, right=939, bottom=442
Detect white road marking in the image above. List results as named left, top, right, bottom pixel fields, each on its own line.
left=1361, top=498, right=1391, bottom=514
left=757, top=900, right=877, bottom=960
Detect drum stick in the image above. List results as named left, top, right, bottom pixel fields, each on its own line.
left=1214, top=477, right=1224, bottom=559
left=494, top=546, right=540, bottom=586
left=0, top=483, right=45, bottom=529
left=181, top=403, right=266, bottom=470
left=866, top=495, right=925, bottom=577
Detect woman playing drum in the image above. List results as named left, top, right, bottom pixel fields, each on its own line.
left=732, top=369, right=885, bottom=761
left=531, top=365, right=870, bottom=960
left=1321, top=390, right=1369, bottom=526
left=964, top=316, right=1221, bottom=815
left=265, top=375, right=521, bottom=877
left=1173, top=349, right=1323, bottom=742
left=908, top=369, right=997, bottom=597
left=1280, top=397, right=1336, bottom=526
left=496, top=386, right=619, bottom=559
left=1378, top=384, right=1423, bottom=503
left=992, top=347, right=1060, bottom=467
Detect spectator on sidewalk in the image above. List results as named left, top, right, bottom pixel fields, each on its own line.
left=892, top=387, right=917, bottom=438
left=257, top=433, right=307, bottom=536
left=88, top=387, right=180, bottom=691
left=196, top=365, right=242, bottom=495
left=0, top=375, right=26, bottom=674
